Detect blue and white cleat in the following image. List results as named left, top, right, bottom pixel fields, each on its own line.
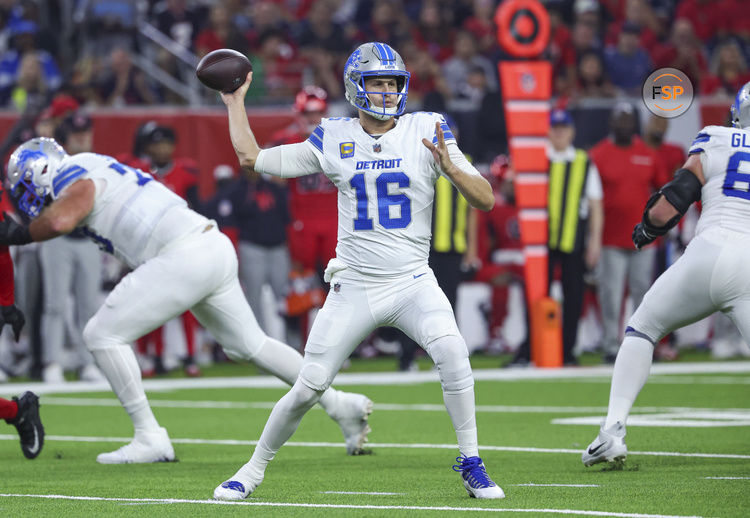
left=452, top=455, right=505, bottom=499
left=213, top=480, right=253, bottom=501
left=330, top=392, right=373, bottom=455
left=582, top=422, right=627, bottom=467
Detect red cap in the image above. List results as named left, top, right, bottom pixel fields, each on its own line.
left=490, top=154, right=513, bottom=182
left=294, top=86, right=328, bottom=113
left=39, top=95, right=80, bottom=121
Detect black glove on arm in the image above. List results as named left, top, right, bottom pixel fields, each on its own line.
left=0, top=304, right=25, bottom=341
left=0, top=213, right=32, bottom=246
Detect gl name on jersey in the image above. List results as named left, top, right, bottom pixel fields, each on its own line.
left=731, top=132, right=750, bottom=148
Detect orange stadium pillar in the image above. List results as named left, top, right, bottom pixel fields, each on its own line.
left=496, top=0, right=561, bottom=367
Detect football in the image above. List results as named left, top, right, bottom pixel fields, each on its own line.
left=195, top=49, right=252, bottom=93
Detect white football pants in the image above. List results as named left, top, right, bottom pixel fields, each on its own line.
left=627, top=227, right=750, bottom=343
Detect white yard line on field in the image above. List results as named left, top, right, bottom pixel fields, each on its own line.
left=320, top=491, right=405, bottom=495
left=32, top=397, right=750, bottom=418
left=1, top=434, right=748, bottom=460
left=703, top=476, right=750, bottom=480
left=0, top=493, right=709, bottom=517
left=0, top=361, right=748, bottom=396
left=512, top=484, right=600, bottom=488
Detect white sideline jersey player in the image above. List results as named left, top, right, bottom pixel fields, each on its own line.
left=582, top=81, right=750, bottom=467
left=1, top=139, right=373, bottom=463
left=214, top=42, right=505, bottom=501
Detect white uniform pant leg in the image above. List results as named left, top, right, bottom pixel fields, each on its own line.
left=297, top=273, right=378, bottom=391
left=598, top=247, right=629, bottom=356
left=83, top=229, right=230, bottom=431
left=71, top=239, right=103, bottom=367
left=39, top=237, right=74, bottom=367
left=390, top=271, right=479, bottom=457
left=706, top=232, right=750, bottom=344
left=627, top=234, right=722, bottom=342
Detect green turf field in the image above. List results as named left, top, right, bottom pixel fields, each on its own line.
left=1, top=358, right=749, bottom=517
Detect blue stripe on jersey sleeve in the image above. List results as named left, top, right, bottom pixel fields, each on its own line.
left=688, top=147, right=704, bottom=154
left=432, top=123, right=456, bottom=144
left=52, top=165, right=87, bottom=196
left=691, top=133, right=710, bottom=145
left=307, top=125, right=324, bottom=152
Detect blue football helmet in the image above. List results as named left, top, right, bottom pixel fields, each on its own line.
left=731, top=81, right=750, bottom=129
left=343, top=42, right=410, bottom=120
left=6, top=137, right=68, bottom=218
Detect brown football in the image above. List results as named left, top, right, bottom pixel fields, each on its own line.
left=196, top=49, right=252, bottom=93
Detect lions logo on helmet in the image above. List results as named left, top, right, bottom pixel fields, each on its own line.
left=7, top=137, right=68, bottom=218
left=343, top=42, right=410, bottom=121
left=731, top=81, right=750, bottom=129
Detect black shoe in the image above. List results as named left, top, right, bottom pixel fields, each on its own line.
left=564, top=357, right=579, bottom=366
left=504, top=356, right=530, bottom=368
left=602, top=353, right=618, bottom=364
left=7, top=391, right=44, bottom=459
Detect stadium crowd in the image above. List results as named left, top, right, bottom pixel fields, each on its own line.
left=0, top=0, right=749, bottom=382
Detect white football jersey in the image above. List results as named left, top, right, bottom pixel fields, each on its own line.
left=305, top=112, right=471, bottom=277
left=689, top=125, right=750, bottom=237
left=52, top=153, right=209, bottom=267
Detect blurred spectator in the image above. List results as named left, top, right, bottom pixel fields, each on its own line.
left=571, top=20, right=603, bottom=57
left=675, top=0, right=719, bottom=42
left=643, top=114, right=685, bottom=176
left=199, top=165, right=241, bottom=248
left=605, top=0, right=661, bottom=50
left=474, top=68, right=508, bottom=163
left=153, top=0, right=206, bottom=50
left=85, top=0, right=137, bottom=56
left=301, top=48, right=343, bottom=100
left=244, top=1, right=290, bottom=51
left=357, top=0, right=411, bottom=49
left=589, top=103, right=668, bottom=363
left=651, top=19, right=708, bottom=90
left=701, top=39, right=750, bottom=97
left=235, top=170, right=291, bottom=338
left=0, top=20, right=61, bottom=106
left=4, top=52, right=48, bottom=110
left=461, top=0, right=497, bottom=56
left=96, top=47, right=159, bottom=106
left=35, top=94, right=79, bottom=137
left=443, top=29, right=497, bottom=101
left=603, top=22, right=652, bottom=94
left=575, top=50, right=615, bottom=98
left=411, top=0, right=455, bottom=62
left=549, top=5, right=577, bottom=97
left=194, top=4, right=248, bottom=58
left=574, top=0, right=602, bottom=30
left=295, top=0, right=351, bottom=55
left=257, top=30, right=303, bottom=100
left=401, top=43, right=450, bottom=109
left=546, top=110, right=603, bottom=366
left=39, top=111, right=106, bottom=384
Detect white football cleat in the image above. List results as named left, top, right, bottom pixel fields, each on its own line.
left=582, top=422, right=627, bottom=466
left=330, top=392, right=373, bottom=455
left=96, top=427, right=175, bottom=464
left=214, top=464, right=264, bottom=501
left=452, top=455, right=505, bottom=499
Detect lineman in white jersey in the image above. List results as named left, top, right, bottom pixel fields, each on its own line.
left=582, top=81, right=750, bottom=467
left=1, top=138, right=373, bottom=463
left=214, top=42, right=505, bottom=500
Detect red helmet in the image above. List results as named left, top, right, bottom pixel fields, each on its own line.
left=489, top=154, right=512, bottom=182
left=294, top=86, right=328, bottom=113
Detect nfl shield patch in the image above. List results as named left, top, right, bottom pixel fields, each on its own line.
left=339, top=142, right=355, bottom=158
left=373, top=143, right=382, bottom=153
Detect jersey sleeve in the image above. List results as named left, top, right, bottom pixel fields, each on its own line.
left=255, top=142, right=323, bottom=178
left=688, top=126, right=725, bottom=181
left=688, top=127, right=712, bottom=155
left=431, top=114, right=457, bottom=146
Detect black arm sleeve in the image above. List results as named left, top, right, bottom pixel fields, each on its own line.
left=659, top=168, right=703, bottom=215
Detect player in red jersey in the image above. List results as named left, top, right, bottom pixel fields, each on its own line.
left=474, top=156, right=526, bottom=360
left=0, top=195, right=42, bottom=459
left=269, top=87, right=338, bottom=340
